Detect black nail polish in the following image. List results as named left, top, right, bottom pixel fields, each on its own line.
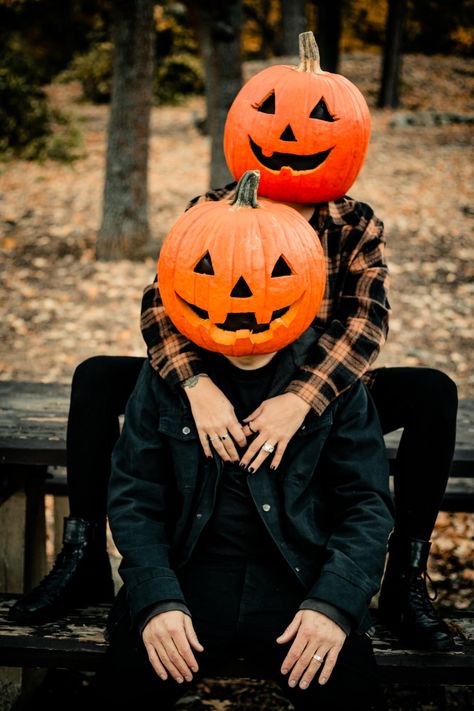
left=248, top=467, right=254, bottom=474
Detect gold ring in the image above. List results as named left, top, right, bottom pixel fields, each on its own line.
left=313, top=653, right=324, bottom=663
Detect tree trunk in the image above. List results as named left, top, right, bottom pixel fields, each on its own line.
left=197, top=1, right=243, bottom=189
left=315, top=0, right=342, bottom=73
left=280, top=0, right=307, bottom=57
left=97, top=0, right=154, bottom=261
left=378, top=0, right=407, bottom=108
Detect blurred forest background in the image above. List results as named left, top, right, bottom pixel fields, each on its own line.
left=0, top=1, right=473, bottom=708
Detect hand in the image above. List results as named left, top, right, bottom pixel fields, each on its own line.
left=276, top=610, right=346, bottom=689
left=142, top=610, right=204, bottom=683
left=182, top=375, right=246, bottom=461
left=240, top=393, right=311, bottom=471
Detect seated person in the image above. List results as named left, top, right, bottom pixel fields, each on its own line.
left=9, top=178, right=457, bottom=654
left=89, top=175, right=394, bottom=710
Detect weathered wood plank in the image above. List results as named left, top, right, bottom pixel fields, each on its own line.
left=0, top=596, right=472, bottom=684
left=0, top=381, right=473, bottom=475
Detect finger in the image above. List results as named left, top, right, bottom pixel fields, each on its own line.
left=154, top=640, right=188, bottom=683
left=172, top=629, right=200, bottom=674
left=198, top=431, right=213, bottom=459
left=280, top=638, right=308, bottom=680
left=144, top=642, right=168, bottom=681
left=298, top=648, right=328, bottom=690
left=227, top=421, right=247, bottom=447
left=219, top=432, right=240, bottom=462
left=243, top=405, right=262, bottom=422
left=242, top=423, right=256, bottom=437
left=287, top=641, right=321, bottom=688
left=248, top=439, right=278, bottom=473
left=276, top=612, right=301, bottom=645
left=184, top=615, right=204, bottom=653
left=208, top=435, right=232, bottom=462
left=269, top=440, right=287, bottom=470
left=319, top=647, right=341, bottom=685
left=162, top=637, right=195, bottom=682
left=240, top=434, right=267, bottom=468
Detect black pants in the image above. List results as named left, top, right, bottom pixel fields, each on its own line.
left=66, top=356, right=457, bottom=542
left=91, top=555, right=382, bottom=710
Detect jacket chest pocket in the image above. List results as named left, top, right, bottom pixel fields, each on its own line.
left=157, top=414, right=198, bottom=442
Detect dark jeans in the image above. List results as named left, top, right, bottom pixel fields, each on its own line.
left=66, top=356, right=457, bottom=542
left=91, top=555, right=382, bottom=710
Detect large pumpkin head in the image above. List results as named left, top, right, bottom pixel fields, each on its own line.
left=158, top=170, right=326, bottom=356
left=224, top=32, right=371, bottom=203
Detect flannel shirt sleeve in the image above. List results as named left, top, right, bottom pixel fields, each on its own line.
left=285, top=208, right=390, bottom=415
left=140, top=183, right=236, bottom=388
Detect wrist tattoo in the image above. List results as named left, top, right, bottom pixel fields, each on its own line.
left=182, top=374, right=209, bottom=389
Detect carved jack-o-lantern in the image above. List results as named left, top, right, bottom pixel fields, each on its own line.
left=224, top=32, right=371, bottom=203
left=158, top=170, right=326, bottom=356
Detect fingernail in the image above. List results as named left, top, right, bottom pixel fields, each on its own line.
left=289, top=679, right=296, bottom=688
left=281, top=668, right=288, bottom=675
left=270, top=465, right=276, bottom=471
left=185, top=675, right=192, bottom=682
left=239, top=462, right=246, bottom=468
left=320, top=677, right=327, bottom=685
left=248, top=467, right=254, bottom=474
left=300, top=681, right=308, bottom=690
left=176, top=677, right=184, bottom=684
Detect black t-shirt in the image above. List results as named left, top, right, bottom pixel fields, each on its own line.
left=192, top=353, right=282, bottom=560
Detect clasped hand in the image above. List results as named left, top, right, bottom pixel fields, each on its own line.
left=183, top=376, right=310, bottom=470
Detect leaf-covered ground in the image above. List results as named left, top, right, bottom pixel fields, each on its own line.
left=0, top=52, right=473, bottom=709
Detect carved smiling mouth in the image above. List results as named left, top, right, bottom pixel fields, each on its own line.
left=249, top=136, right=333, bottom=173
left=179, top=295, right=290, bottom=333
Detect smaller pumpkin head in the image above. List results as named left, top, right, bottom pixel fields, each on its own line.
left=224, top=31, right=371, bottom=203
left=158, top=170, right=326, bottom=356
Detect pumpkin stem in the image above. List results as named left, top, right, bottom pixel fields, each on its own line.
left=230, top=170, right=260, bottom=209
left=297, top=31, right=323, bottom=74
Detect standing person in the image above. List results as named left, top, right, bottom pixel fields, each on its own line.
left=89, top=178, right=393, bottom=710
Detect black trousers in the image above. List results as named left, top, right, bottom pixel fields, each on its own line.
left=91, top=555, right=382, bottom=710
left=66, top=355, right=457, bottom=542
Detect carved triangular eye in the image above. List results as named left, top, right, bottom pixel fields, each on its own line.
left=309, top=98, right=335, bottom=122
left=194, top=251, right=214, bottom=275
left=255, top=90, right=276, bottom=114
left=271, top=255, right=293, bottom=277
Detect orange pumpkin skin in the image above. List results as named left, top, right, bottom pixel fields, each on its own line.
left=224, top=32, right=371, bottom=203
left=158, top=171, right=326, bottom=356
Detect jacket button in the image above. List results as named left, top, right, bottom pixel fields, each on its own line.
left=262, top=504, right=271, bottom=512
left=182, top=426, right=191, bottom=435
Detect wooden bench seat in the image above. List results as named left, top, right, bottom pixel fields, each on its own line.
left=0, top=381, right=473, bottom=704
left=0, top=595, right=473, bottom=686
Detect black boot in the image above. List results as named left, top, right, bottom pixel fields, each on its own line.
left=378, top=535, right=455, bottom=651
left=9, top=516, right=115, bottom=625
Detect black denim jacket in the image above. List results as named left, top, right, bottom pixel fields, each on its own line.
left=108, top=330, right=394, bottom=634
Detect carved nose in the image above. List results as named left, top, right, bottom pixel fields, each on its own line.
left=279, top=124, right=297, bottom=141
left=231, top=276, right=253, bottom=297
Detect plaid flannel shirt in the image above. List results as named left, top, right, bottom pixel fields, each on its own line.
left=140, top=183, right=390, bottom=415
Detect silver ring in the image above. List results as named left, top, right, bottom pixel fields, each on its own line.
left=209, top=434, right=221, bottom=442
left=313, top=653, right=324, bottom=663
left=262, top=441, right=275, bottom=454
left=220, top=434, right=228, bottom=440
